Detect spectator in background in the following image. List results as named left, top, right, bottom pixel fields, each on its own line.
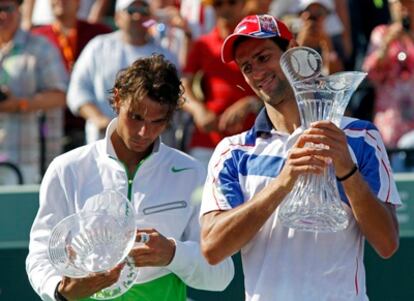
left=347, top=0, right=391, bottom=123
left=242, top=0, right=272, bottom=15
left=149, top=0, right=193, bottom=68
left=296, top=0, right=345, bottom=74
left=21, top=0, right=111, bottom=29
left=180, top=0, right=215, bottom=39
left=32, top=0, right=111, bottom=72
left=0, top=0, right=68, bottom=184
left=270, top=0, right=352, bottom=69
left=67, top=0, right=179, bottom=145
left=348, top=0, right=391, bottom=70
left=182, top=0, right=260, bottom=165
left=363, top=0, right=414, bottom=149
left=332, top=0, right=352, bottom=64
left=269, top=0, right=300, bottom=17
left=32, top=0, right=112, bottom=151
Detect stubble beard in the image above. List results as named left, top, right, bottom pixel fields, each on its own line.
left=259, top=79, right=292, bottom=107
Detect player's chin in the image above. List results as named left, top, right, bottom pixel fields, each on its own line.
left=128, top=139, right=150, bottom=152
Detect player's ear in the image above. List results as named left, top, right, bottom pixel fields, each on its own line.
left=113, top=88, right=121, bottom=114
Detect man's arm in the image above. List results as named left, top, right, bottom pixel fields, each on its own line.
left=201, top=179, right=289, bottom=265
left=218, top=95, right=261, bottom=134
left=26, top=160, right=70, bottom=300
left=182, top=75, right=218, bottom=133
left=0, top=90, right=65, bottom=113
left=21, top=0, right=35, bottom=30
left=29, top=35, right=69, bottom=112
left=131, top=206, right=235, bottom=291
left=78, top=102, right=111, bottom=133
left=87, top=0, right=111, bottom=24
left=26, top=159, right=127, bottom=300
left=25, top=90, right=66, bottom=110
left=201, top=138, right=330, bottom=264
left=341, top=171, right=399, bottom=258
left=66, top=38, right=104, bottom=128
left=305, top=121, right=399, bottom=258
left=165, top=238, right=235, bottom=291
left=334, top=0, right=352, bottom=58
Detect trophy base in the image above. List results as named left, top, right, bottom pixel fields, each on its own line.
left=279, top=208, right=349, bottom=233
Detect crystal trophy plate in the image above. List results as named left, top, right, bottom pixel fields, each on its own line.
left=82, top=189, right=139, bottom=299
left=48, top=190, right=138, bottom=299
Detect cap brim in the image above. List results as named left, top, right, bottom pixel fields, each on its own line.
left=115, top=0, right=149, bottom=11
left=221, top=32, right=278, bottom=63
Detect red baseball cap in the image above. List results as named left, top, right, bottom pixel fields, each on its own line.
left=221, top=14, right=293, bottom=63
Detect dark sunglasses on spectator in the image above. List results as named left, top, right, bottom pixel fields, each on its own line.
left=0, top=4, right=16, bottom=13
left=125, top=5, right=150, bottom=16
left=213, top=0, right=239, bottom=8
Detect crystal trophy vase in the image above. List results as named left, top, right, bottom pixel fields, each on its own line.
left=278, top=47, right=367, bottom=232
left=48, top=189, right=138, bottom=299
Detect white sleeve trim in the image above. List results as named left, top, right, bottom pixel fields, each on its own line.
left=166, top=239, right=234, bottom=291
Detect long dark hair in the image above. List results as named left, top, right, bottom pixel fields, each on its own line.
left=109, top=54, right=184, bottom=120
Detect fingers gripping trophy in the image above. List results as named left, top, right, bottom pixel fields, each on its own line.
left=278, top=46, right=367, bottom=232
left=48, top=190, right=139, bottom=299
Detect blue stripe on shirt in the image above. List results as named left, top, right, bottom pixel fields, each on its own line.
left=220, top=117, right=384, bottom=208
left=337, top=126, right=382, bottom=204
left=244, top=127, right=257, bottom=146
left=345, top=119, right=381, bottom=196
left=343, top=118, right=378, bottom=131
left=218, top=149, right=285, bottom=207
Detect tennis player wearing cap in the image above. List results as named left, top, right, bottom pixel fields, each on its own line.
left=199, top=14, right=400, bottom=300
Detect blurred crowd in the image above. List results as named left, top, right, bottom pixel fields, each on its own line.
left=0, top=0, right=414, bottom=185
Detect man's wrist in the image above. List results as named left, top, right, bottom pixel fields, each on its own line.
left=54, top=281, right=68, bottom=301
left=166, top=238, right=177, bottom=265
left=18, top=98, right=29, bottom=112
left=188, top=99, right=205, bottom=115
left=336, top=164, right=358, bottom=182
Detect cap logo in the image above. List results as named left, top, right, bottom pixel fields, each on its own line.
left=221, top=14, right=292, bottom=63
left=258, top=15, right=279, bottom=35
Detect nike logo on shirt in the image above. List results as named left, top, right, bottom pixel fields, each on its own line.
left=171, top=166, right=193, bottom=173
